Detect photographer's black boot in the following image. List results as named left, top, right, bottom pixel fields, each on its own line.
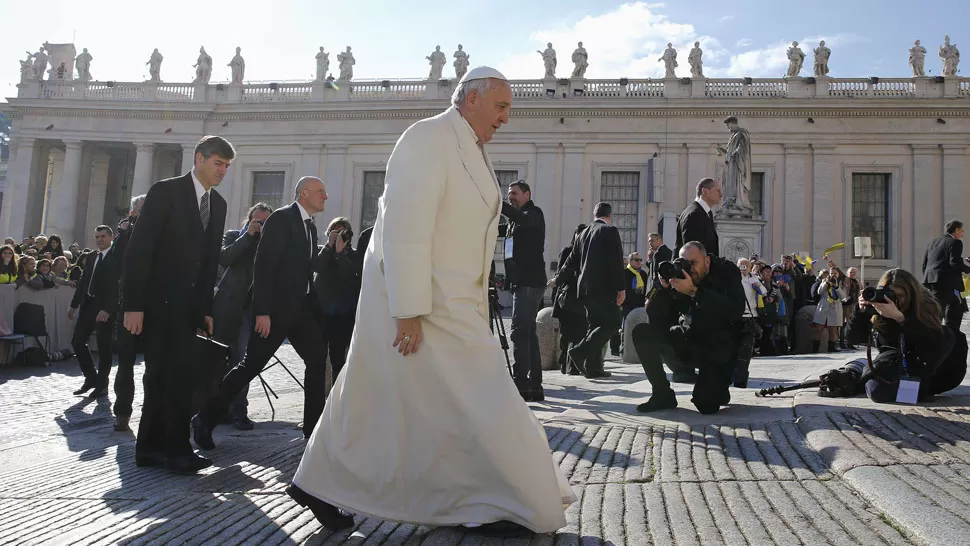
left=636, top=391, right=678, bottom=413
left=828, top=341, right=839, bottom=353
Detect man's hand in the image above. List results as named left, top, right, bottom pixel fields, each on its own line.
left=96, top=310, right=110, bottom=323
left=202, top=316, right=213, bottom=336
left=871, top=300, right=905, bottom=323
left=252, top=315, right=269, bottom=338
left=124, top=311, right=144, bottom=335
left=393, top=317, right=423, bottom=356
left=327, top=230, right=339, bottom=248
left=669, top=274, right=697, bottom=296
left=335, top=232, right=348, bottom=253
left=246, top=221, right=263, bottom=237
left=546, top=278, right=557, bottom=288
left=616, top=290, right=626, bottom=306
left=68, top=307, right=76, bottom=321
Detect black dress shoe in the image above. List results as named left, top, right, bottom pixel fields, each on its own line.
left=468, top=521, right=533, bottom=538
left=134, top=451, right=166, bottom=468
left=90, top=386, right=109, bottom=398
left=585, top=370, right=612, bottom=379
left=232, top=416, right=255, bottom=430
left=286, top=484, right=355, bottom=531
left=165, top=453, right=213, bottom=474
left=73, top=381, right=95, bottom=395
left=636, top=393, right=678, bottom=413
left=191, top=413, right=216, bottom=450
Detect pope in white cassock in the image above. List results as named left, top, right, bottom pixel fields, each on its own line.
left=286, top=66, right=577, bottom=536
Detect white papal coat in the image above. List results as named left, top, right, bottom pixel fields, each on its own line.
left=294, top=107, right=577, bottom=532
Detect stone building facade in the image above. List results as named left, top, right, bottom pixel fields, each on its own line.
left=2, top=73, right=969, bottom=282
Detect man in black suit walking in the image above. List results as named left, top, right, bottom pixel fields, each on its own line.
left=676, top=178, right=722, bottom=257
left=123, top=135, right=231, bottom=474
left=193, top=176, right=330, bottom=448
left=555, top=202, right=626, bottom=378
left=646, top=232, right=673, bottom=296
left=923, top=220, right=970, bottom=333
left=69, top=225, right=121, bottom=399
left=203, top=202, right=273, bottom=431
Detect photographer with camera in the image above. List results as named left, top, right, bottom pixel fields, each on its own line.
left=820, top=268, right=964, bottom=402
left=203, top=202, right=273, bottom=430
left=314, top=217, right=358, bottom=380
left=631, top=241, right=745, bottom=414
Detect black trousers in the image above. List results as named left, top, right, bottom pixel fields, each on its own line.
left=137, top=314, right=201, bottom=458
left=71, top=301, right=114, bottom=388
left=574, top=296, right=622, bottom=374
left=321, top=312, right=355, bottom=379
left=557, top=309, right=587, bottom=373
left=201, top=295, right=328, bottom=437
left=113, top=324, right=141, bottom=417
left=927, top=284, right=965, bottom=335
left=631, top=322, right=734, bottom=414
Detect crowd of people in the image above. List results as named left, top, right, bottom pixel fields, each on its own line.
left=0, top=63, right=967, bottom=540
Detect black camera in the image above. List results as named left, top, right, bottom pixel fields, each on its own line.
left=862, top=285, right=896, bottom=304
left=340, top=229, right=353, bottom=244
left=658, top=257, right=692, bottom=281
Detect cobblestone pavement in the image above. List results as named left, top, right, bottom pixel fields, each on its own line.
left=0, top=317, right=968, bottom=545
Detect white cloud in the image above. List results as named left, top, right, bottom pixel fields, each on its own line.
left=710, top=33, right=862, bottom=78
left=735, top=38, right=754, bottom=48
left=497, top=2, right=710, bottom=79
left=718, top=15, right=735, bottom=23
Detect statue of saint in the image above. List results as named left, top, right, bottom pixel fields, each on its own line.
left=688, top=42, right=703, bottom=77
left=537, top=43, right=557, bottom=79
left=813, top=40, right=830, bottom=77
left=426, top=45, right=446, bottom=80
left=909, top=40, right=927, bottom=77
left=228, top=47, right=245, bottom=84
left=193, top=46, right=212, bottom=84
left=147, top=48, right=163, bottom=82
left=786, top=41, right=805, bottom=77
left=940, top=35, right=960, bottom=77
left=316, top=47, right=330, bottom=81
left=31, top=46, right=48, bottom=81
left=659, top=43, right=677, bottom=78
left=716, top=116, right=753, bottom=215
left=338, top=47, right=356, bottom=80
left=571, top=41, right=588, bottom=78
left=20, top=53, right=34, bottom=82
left=453, top=45, right=470, bottom=80
left=75, top=48, right=93, bottom=81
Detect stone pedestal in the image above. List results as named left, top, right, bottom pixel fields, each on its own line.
left=227, top=83, right=243, bottom=102
left=193, top=83, right=208, bottom=102
left=690, top=77, right=706, bottom=98
left=536, top=307, right=559, bottom=371
left=542, top=78, right=558, bottom=97
left=622, top=307, right=649, bottom=364
left=943, top=77, right=960, bottom=98
left=715, top=216, right=768, bottom=263
left=788, top=77, right=815, bottom=98
left=663, top=77, right=688, bottom=98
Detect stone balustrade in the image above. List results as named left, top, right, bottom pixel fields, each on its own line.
left=15, top=75, right=970, bottom=103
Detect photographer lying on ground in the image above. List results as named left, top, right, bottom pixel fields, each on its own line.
left=821, top=268, right=965, bottom=403
left=631, top=241, right=745, bottom=414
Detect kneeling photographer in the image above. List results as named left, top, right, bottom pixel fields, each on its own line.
left=820, top=268, right=959, bottom=403
left=631, top=241, right=745, bottom=414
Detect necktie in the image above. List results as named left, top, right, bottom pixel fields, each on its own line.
left=708, top=210, right=714, bottom=222
left=200, top=191, right=210, bottom=228
left=87, top=251, right=101, bottom=297
left=304, top=218, right=315, bottom=293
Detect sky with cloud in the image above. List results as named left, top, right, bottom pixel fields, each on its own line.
left=1, top=0, right=967, bottom=101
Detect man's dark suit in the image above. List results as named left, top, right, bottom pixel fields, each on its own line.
left=197, top=202, right=328, bottom=441
left=647, top=244, right=674, bottom=295
left=676, top=201, right=719, bottom=257
left=922, top=233, right=970, bottom=331
left=557, top=218, right=625, bottom=377
left=112, top=215, right=141, bottom=418
left=123, top=173, right=226, bottom=460
left=71, top=246, right=121, bottom=389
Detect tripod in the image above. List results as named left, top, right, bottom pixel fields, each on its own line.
left=488, top=285, right=514, bottom=377
left=257, top=352, right=305, bottom=420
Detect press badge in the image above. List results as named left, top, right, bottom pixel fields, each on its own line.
left=504, top=238, right=514, bottom=259
left=896, top=379, right=920, bottom=404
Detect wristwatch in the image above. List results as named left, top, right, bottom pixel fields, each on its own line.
left=688, top=288, right=698, bottom=298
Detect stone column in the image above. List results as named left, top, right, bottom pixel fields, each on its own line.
left=942, top=144, right=967, bottom=224
left=181, top=142, right=197, bottom=174
left=912, top=145, right=941, bottom=271
left=658, top=144, right=681, bottom=211
left=811, top=145, right=838, bottom=258
left=322, top=145, right=347, bottom=229
left=51, top=141, right=84, bottom=244
left=685, top=144, right=710, bottom=209
left=783, top=145, right=810, bottom=253
left=533, top=144, right=558, bottom=259
left=131, top=143, right=155, bottom=199
left=561, top=145, right=584, bottom=250
left=1, top=138, right=37, bottom=239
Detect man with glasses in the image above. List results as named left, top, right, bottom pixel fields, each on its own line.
left=611, top=252, right=649, bottom=356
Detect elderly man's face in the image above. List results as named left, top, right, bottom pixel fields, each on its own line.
left=299, top=179, right=328, bottom=215
left=463, top=80, right=512, bottom=144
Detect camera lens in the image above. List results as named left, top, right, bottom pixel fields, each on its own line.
left=861, top=286, right=876, bottom=301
